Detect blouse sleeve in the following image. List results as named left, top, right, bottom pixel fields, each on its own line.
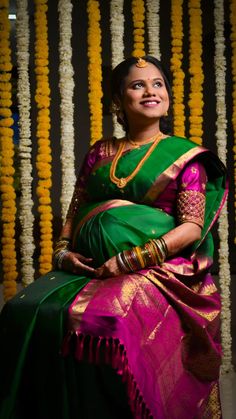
left=176, top=160, right=207, bottom=228
left=66, top=143, right=99, bottom=220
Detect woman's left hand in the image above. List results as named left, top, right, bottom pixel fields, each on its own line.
left=95, top=255, right=122, bottom=278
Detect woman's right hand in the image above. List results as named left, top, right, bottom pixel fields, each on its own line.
left=61, top=251, right=95, bottom=276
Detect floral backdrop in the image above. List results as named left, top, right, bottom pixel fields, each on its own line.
left=0, top=0, right=235, bottom=372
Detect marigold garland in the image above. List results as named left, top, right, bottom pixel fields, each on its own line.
left=0, top=0, right=18, bottom=300
left=16, top=0, right=35, bottom=286
left=214, top=0, right=233, bottom=374
left=87, top=0, right=103, bottom=145
left=146, top=0, right=161, bottom=59
left=131, top=0, right=145, bottom=57
left=170, top=0, right=185, bottom=137
left=110, top=0, right=125, bottom=138
left=34, top=0, right=53, bottom=274
left=188, top=0, right=204, bottom=144
left=58, top=0, right=76, bottom=222
left=230, top=0, right=236, bottom=245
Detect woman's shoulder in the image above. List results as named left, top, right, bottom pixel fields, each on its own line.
left=87, top=136, right=116, bottom=159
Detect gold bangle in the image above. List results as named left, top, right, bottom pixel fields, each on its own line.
left=134, top=246, right=145, bottom=268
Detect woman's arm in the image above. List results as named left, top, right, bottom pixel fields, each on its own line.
left=53, top=144, right=100, bottom=275
left=95, top=160, right=206, bottom=278
left=162, top=222, right=201, bottom=256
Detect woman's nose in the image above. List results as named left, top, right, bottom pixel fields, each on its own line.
left=143, top=83, right=155, bottom=96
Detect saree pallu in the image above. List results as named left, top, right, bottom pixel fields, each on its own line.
left=0, top=137, right=227, bottom=419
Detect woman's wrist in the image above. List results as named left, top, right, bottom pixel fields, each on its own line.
left=116, top=237, right=168, bottom=274
left=53, top=237, right=71, bottom=270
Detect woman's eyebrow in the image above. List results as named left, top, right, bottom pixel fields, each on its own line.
left=127, top=77, right=164, bottom=86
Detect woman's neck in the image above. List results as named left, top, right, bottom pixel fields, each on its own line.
left=127, top=124, right=161, bottom=144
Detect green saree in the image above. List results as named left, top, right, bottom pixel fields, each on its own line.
left=0, top=136, right=227, bottom=418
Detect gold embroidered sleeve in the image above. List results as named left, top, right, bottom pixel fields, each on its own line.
left=66, top=179, right=89, bottom=219
left=177, top=190, right=205, bottom=228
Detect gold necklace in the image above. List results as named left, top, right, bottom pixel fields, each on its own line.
left=110, top=133, right=163, bottom=188
left=127, top=133, right=159, bottom=147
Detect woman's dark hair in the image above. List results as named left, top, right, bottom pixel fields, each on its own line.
left=111, top=55, right=173, bottom=134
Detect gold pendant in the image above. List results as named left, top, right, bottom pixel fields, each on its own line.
left=117, top=178, right=127, bottom=188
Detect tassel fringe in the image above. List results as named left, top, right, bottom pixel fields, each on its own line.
left=62, top=333, right=152, bottom=418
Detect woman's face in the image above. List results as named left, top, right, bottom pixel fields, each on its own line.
left=121, top=63, right=170, bottom=128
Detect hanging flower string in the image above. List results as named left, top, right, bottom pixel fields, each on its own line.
left=188, top=0, right=204, bottom=145
left=0, top=0, right=18, bottom=300
left=58, top=0, right=76, bottom=222
left=131, top=0, right=145, bottom=57
left=87, top=0, right=103, bottom=145
left=170, top=0, right=185, bottom=137
left=230, top=0, right=236, bottom=244
left=214, top=0, right=233, bottom=374
left=16, top=0, right=35, bottom=286
left=146, top=0, right=161, bottom=59
left=34, top=0, right=53, bottom=274
left=110, top=0, right=125, bottom=138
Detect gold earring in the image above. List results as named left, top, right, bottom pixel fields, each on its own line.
left=164, top=111, right=168, bottom=117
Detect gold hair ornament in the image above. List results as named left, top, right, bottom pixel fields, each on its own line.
left=136, top=57, right=148, bottom=68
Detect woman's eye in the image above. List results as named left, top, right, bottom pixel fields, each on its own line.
left=154, top=81, right=162, bottom=88
left=132, top=82, right=144, bottom=89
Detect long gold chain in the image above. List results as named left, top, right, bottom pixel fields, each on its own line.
left=110, top=133, right=163, bottom=188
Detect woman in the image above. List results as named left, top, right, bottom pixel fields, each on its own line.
left=0, top=56, right=227, bottom=419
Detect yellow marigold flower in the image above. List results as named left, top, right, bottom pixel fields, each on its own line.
left=39, top=254, right=52, bottom=263
left=1, top=213, right=15, bottom=222
left=35, top=67, right=49, bottom=75
left=38, top=178, right=52, bottom=188
left=40, top=228, right=53, bottom=236
left=38, top=204, right=52, bottom=214
left=132, top=49, right=145, bottom=57
left=2, top=271, right=17, bottom=281
left=0, top=91, right=11, bottom=100
left=189, top=128, right=203, bottom=136
left=40, top=233, right=52, bottom=241
left=0, top=117, right=14, bottom=127
left=0, top=107, right=11, bottom=117
left=0, top=81, right=11, bottom=91
left=0, top=99, right=12, bottom=107
left=0, top=63, right=12, bottom=71
left=2, top=228, right=15, bottom=238
left=40, top=212, right=53, bottom=221
left=1, top=237, right=15, bottom=245
left=36, top=130, right=50, bottom=138
left=133, top=29, right=145, bottom=36
left=0, top=175, right=14, bottom=184
left=1, top=166, right=15, bottom=176
left=41, top=246, right=53, bottom=255
left=39, top=196, right=51, bottom=205
left=39, top=216, right=52, bottom=225
left=1, top=157, right=14, bottom=166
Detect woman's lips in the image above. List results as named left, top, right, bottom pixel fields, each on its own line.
left=140, top=100, right=160, bottom=107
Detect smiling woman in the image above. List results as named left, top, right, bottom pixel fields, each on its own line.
left=0, top=56, right=228, bottom=419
